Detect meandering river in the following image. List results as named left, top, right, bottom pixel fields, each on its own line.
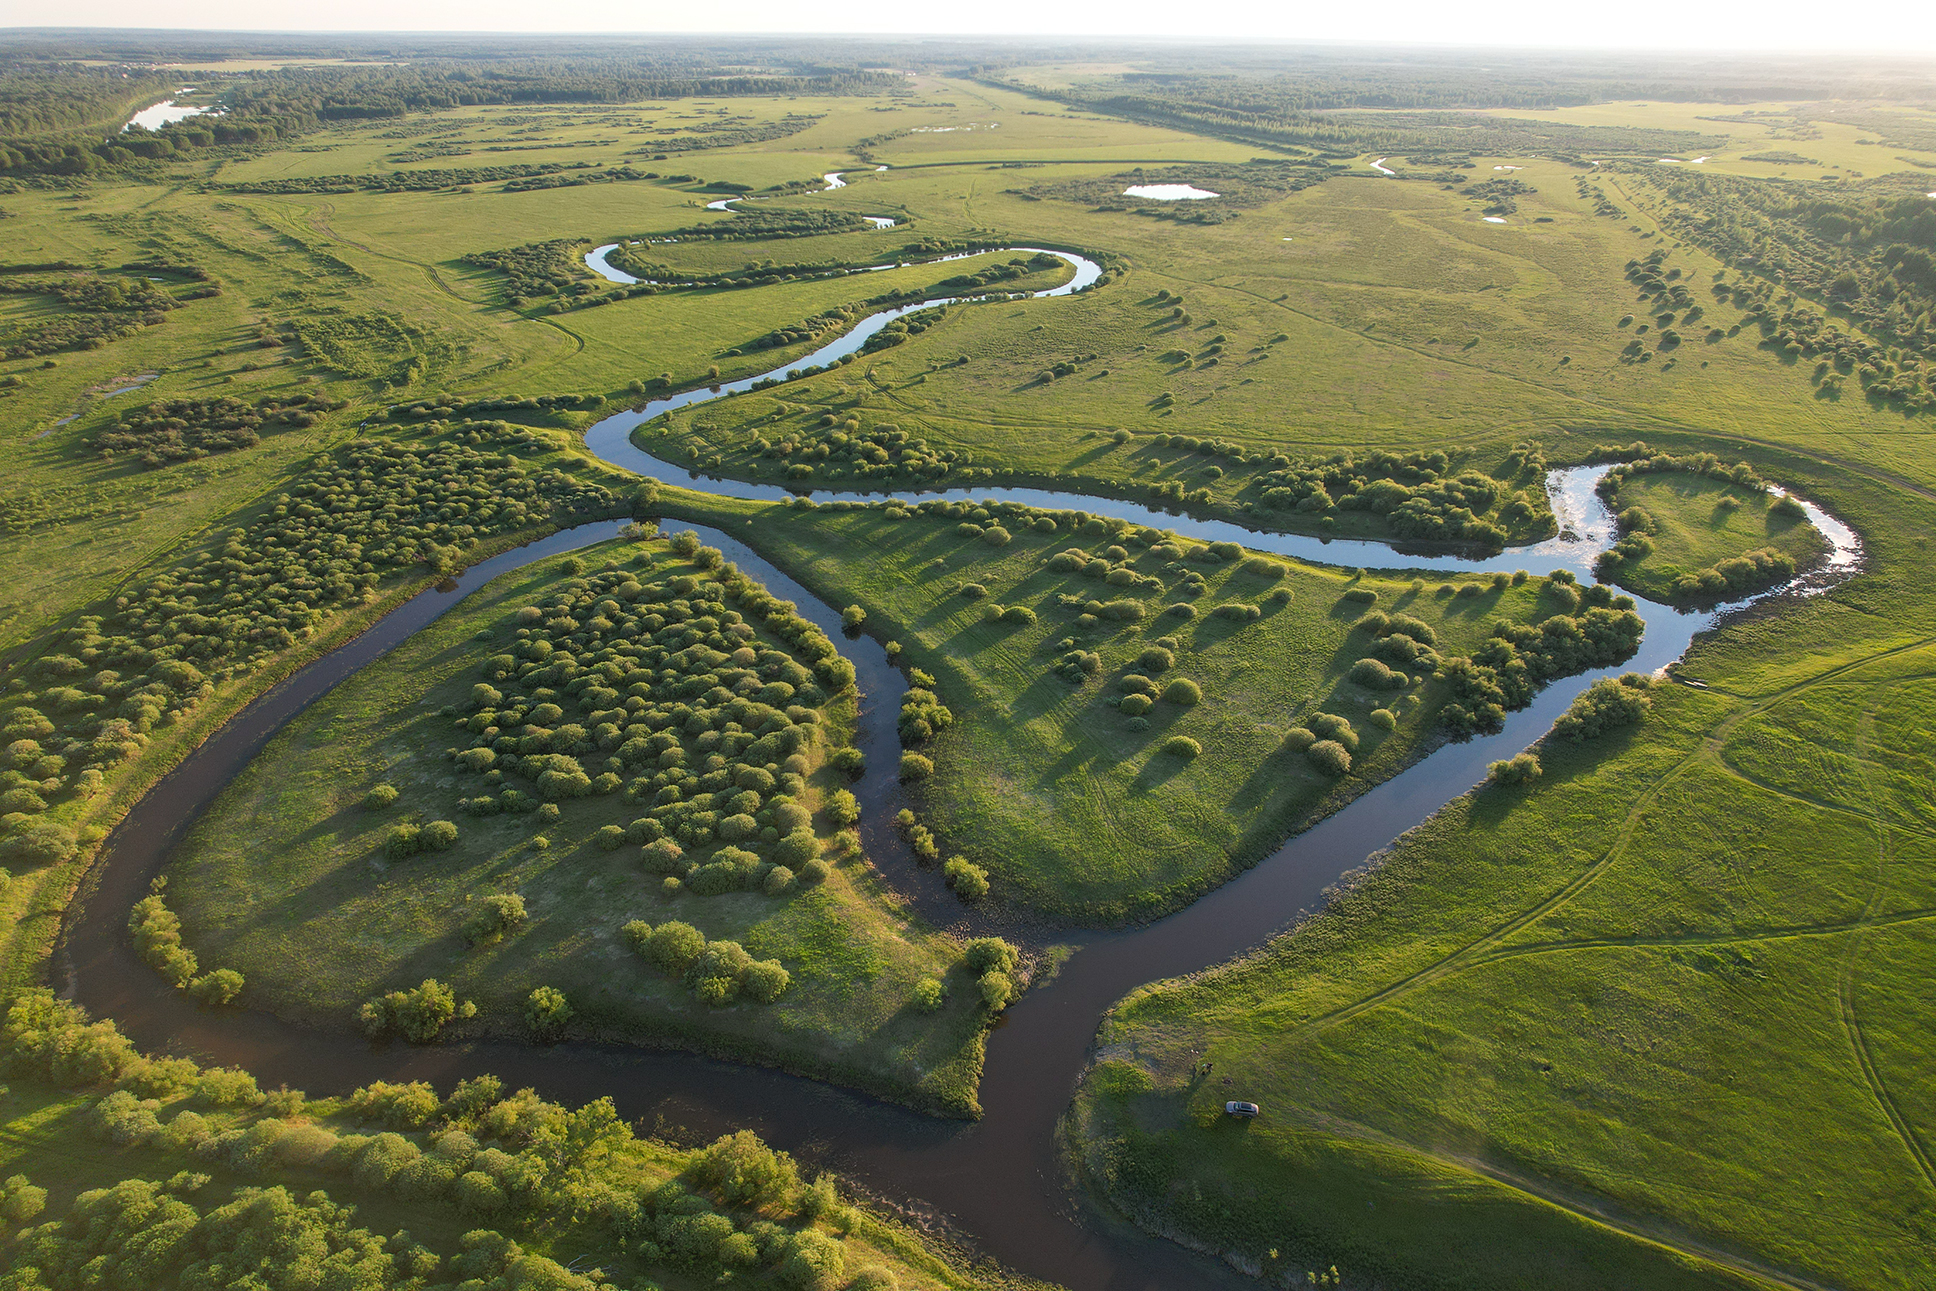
left=60, top=244, right=1859, bottom=1291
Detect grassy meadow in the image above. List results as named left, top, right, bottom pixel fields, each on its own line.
left=1600, top=471, right=1829, bottom=603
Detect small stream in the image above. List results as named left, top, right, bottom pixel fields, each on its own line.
left=60, top=240, right=1860, bottom=1291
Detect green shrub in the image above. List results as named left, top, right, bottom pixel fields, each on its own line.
left=1307, top=739, right=1352, bottom=776
left=420, top=820, right=458, bottom=850
left=524, top=986, right=572, bottom=1040
left=943, top=856, right=989, bottom=900
left=1162, top=679, right=1201, bottom=706
left=1306, top=712, right=1359, bottom=751
left=645, top=921, right=706, bottom=972
left=742, top=959, right=791, bottom=1003
left=841, top=604, right=866, bottom=629
left=593, top=824, right=627, bottom=851
left=357, top=978, right=472, bottom=1043
left=798, top=857, right=830, bottom=885
left=1138, top=646, right=1174, bottom=672
left=913, top=978, right=945, bottom=1011
left=1368, top=708, right=1398, bottom=731
left=1120, top=693, right=1153, bottom=716
left=1488, top=752, right=1543, bottom=785
left=1349, top=657, right=1407, bottom=689
left=363, top=784, right=399, bottom=810
left=979, top=971, right=1016, bottom=1011
left=898, top=752, right=933, bottom=781
left=463, top=893, right=527, bottom=946
left=1343, top=587, right=1379, bottom=604
left=963, top=937, right=1018, bottom=975
left=1553, top=673, right=1655, bottom=741
left=189, top=968, right=245, bottom=1007
left=1283, top=727, right=1317, bottom=751
left=825, top=788, right=860, bottom=827
left=385, top=824, right=422, bottom=858
left=0, top=819, right=74, bottom=867
left=1161, top=736, right=1202, bottom=759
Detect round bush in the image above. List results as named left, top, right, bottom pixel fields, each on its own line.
left=645, top=921, right=705, bottom=972
left=1120, top=693, right=1153, bottom=716
left=363, top=784, right=399, bottom=810
left=419, top=820, right=458, bottom=850
left=798, top=858, right=830, bottom=885
left=1161, top=736, right=1202, bottom=759
left=1164, top=602, right=1196, bottom=619
left=1162, top=679, right=1202, bottom=706
left=898, top=752, right=933, bottom=781
left=1307, top=739, right=1352, bottom=776
left=1369, top=708, right=1399, bottom=731
left=1489, top=752, right=1543, bottom=785
left=1343, top=587, right=1378, bottom=604
left=913, top=978, right=945, bottom=1012
left=773, top=829, right=819, bottom=867
left=1138, top=646, right=1174, bottom=673
left=742, top=959, right=791, bottom=1003
left=763, top=865, right=795, bottom=896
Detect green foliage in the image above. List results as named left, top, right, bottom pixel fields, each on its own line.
left=357, top=979, right=473, bottom=1043
left=1438, top=593, right=1645, bottom=736
left=897, top=752, right=933, bottom=781
left=462, top=894, right=527, bottom=947
left=362, top=784, right=399, bottom=810
left=1162, top=678, right=1202, bottom=706
left=942, top=856, right=990, bottom=901
left=1552, top=674, right=1656, bottom=742
left=524, top=986, right=572, bottom=1041
left=1487, top=751, right=1543, bottom=785
left=1161, top=736, right=1202, bottom=759
left=1307, top=739, right=1352, bottom=776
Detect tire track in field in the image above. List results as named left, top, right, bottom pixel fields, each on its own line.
left=1832, top=690, right=1936, bottom=1196
left=1269, top=632, right=1936, bottom=1046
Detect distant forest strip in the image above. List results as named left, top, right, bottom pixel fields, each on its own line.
left=0, top=58, right=893, bottom=177
left=992, top=76, right=1730, bottom=158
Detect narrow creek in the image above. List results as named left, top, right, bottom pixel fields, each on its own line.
left=61, top=247, right=1860, bottom=1291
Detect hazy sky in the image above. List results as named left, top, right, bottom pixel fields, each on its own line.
left=7, top=0, right=1935, bottom=52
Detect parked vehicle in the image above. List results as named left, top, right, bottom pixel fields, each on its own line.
left=1224, top=1101, right=1260, bottom=1118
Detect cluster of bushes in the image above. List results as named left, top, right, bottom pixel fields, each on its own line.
left=127, top=886, right=245, bottom=1006
left=1470, top=176, right=1535, bottom=216
left=625, top=920, right=791, bottom=1005
left=1285, top=712, right=1359, bottom=776
left=357, top=978, right=476, bottom=1043
left=1553, top=674, right=1657, bottom=741
left=1129, top=442, right=1551, bottom=548
left=1487, top=751, right=1543, bottom=785
left=747, top=415, right=969, bottom=483
left=962, top=938, right=1020, bottom=1012
left=897, top=680, right=953, bottom=745
left=1437, top=577, right=1645, bottom=735
left=942, top=855, right=990, bottom=900
left=462, top=893, right=528, bottom=947
left=0, top=270, right=190, bottom=359
left=0, top=429, right=624, bottom=838
left=5, top=989, right=941, bottom=1287
left=90, top=393, right=345, bottom=468
left=384, top=818, right=458, bottom=857
left=392, top=391, right=604, bottom=421
left=1635, top=167, right=1936, bottom=397
left=463, top=239, right=598, bottom=306
left=442, top=541, right=852, bottom=907
left=1589, top=441, right=1763, bottom=494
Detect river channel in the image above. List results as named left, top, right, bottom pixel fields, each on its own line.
left=61, top=245, right=1859, bottom=1291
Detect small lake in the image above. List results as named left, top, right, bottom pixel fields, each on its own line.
left=125, top=95, right=218, bottom=132
left=1123, top=184, right=1219, bottom=200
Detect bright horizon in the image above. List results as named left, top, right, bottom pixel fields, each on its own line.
left=3, top=0, right=1935, bottom=56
